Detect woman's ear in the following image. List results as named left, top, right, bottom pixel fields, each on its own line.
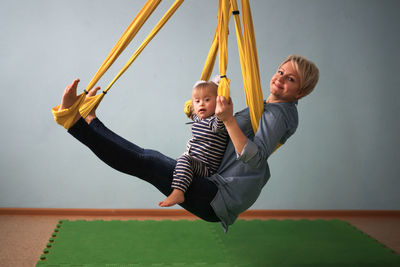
left=295, top=89, right=306, bottom=100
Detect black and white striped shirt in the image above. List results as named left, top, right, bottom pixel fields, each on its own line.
left=186, top=114, right=228, bottom=172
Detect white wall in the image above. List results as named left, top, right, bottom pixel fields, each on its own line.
left=0, top=0, right=399, bottom=210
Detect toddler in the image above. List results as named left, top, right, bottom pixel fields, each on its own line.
left=158, top=80, right=228, bottom=207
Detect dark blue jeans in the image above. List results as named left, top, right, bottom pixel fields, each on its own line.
left=68, top=118, right=220, bottom=222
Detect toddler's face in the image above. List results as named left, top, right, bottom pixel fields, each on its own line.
left=192, top=86, right=217, bottom=119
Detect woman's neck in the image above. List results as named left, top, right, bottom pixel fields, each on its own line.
left=266, top=94, right=296, bottom=104
left=266, top=95, right=282, bottom=103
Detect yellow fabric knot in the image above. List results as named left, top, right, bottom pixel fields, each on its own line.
left=217, top=77, right=230, bottom=99
left=184, top=99, right=193, bottom=118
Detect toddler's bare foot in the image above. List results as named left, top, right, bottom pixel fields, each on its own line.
left=158, top=189, right=185, bottom=207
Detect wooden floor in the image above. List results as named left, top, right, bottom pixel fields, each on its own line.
left=0, top=212, right=399, bottom=267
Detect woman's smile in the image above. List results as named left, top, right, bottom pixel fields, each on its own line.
left=273, top=81, right=283, bottom=90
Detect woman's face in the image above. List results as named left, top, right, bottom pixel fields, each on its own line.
left=269, top=61, right=302, bottom=102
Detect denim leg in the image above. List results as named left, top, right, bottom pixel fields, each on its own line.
left=68, top=118, right=220, bottom=222
left=68, top=118, right=175, bottom=194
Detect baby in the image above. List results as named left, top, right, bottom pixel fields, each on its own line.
left=158, top=80, right=228, bottom=207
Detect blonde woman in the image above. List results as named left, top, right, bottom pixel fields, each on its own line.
left=58, top=55, right=319, bottom=231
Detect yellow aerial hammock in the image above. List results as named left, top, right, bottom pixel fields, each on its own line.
left=51, top=0, right=282, bottom=150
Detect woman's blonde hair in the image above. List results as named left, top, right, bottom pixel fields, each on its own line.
left=280, top=55, right=319, bottom=98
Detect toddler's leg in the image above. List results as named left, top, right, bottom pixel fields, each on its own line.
left=158, top=154, right=192, bottom=207
left=172, top=154, right=195, bottom=192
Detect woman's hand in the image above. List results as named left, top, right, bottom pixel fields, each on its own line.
left=216, top=96, right=234, bottom=122
left=216, top=96, right=247, bottom=155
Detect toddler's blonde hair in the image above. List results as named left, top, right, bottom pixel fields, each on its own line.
left=193, top=81, right=218, bottom=96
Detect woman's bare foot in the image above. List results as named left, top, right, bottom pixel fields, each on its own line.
left=59, top=79, right=100, bottom=125
left=158, top=189, right=185, bottom=207
left=84, top=86, right=101, bottom=124
left=59, top=79, right=80, bottom=110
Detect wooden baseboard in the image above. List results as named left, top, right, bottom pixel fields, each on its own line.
left=0, top=208, right=399, bottom=218
left=239, top=209, right=400, bottom=218
left=0, top=208, right=193, bottom=217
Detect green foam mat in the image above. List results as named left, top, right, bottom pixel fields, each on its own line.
left=37, top=219, right=400, bottom=266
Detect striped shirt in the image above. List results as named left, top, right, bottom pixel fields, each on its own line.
left=186, top=114, right=228, bottom=172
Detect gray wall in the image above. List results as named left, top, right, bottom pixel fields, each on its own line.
left=0, top=0, right=399, bottom=210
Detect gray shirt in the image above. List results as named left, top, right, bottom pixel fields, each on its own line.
left=207, top=101, right=298, bottom=231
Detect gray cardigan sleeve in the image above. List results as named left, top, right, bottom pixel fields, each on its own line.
left=237, top=104, right=289, bottom=169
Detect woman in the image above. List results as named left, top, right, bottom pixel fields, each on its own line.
left=57, top=55, right=319, bottom=231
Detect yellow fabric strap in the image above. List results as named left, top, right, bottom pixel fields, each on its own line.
left=187, top=0, right=263, bottom=133
left=184, top=27, right=219, bottom=118
left=230, top=0, right=264, bottom=133
left=232, top=0, right=281, bottom=150
left=188, top=0, right=282, bottom=150
left=103, top=0, right=184, bottom=94
left=242, top=0, right=264, bottom=133
left=217, top=0, right=231, bottom=99
left=80, top=0, right=184, bottom=119
left=199, top=26, right=219, bottom=82
left=184, top=1, right=230, bottom=117
left=52, top=0, right=183, bottom=129
left=52, top=0, right=159, bottom=129
left=51, top=92, right=86, bottom=130
left=85, top=0, right=161, bottom=93
left=184, top=0, right=231, bottom=117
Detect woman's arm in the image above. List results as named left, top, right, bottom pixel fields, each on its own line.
left=217, top=96, right=295, bottom=168
left=216, top=96, right=247, bottom=155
